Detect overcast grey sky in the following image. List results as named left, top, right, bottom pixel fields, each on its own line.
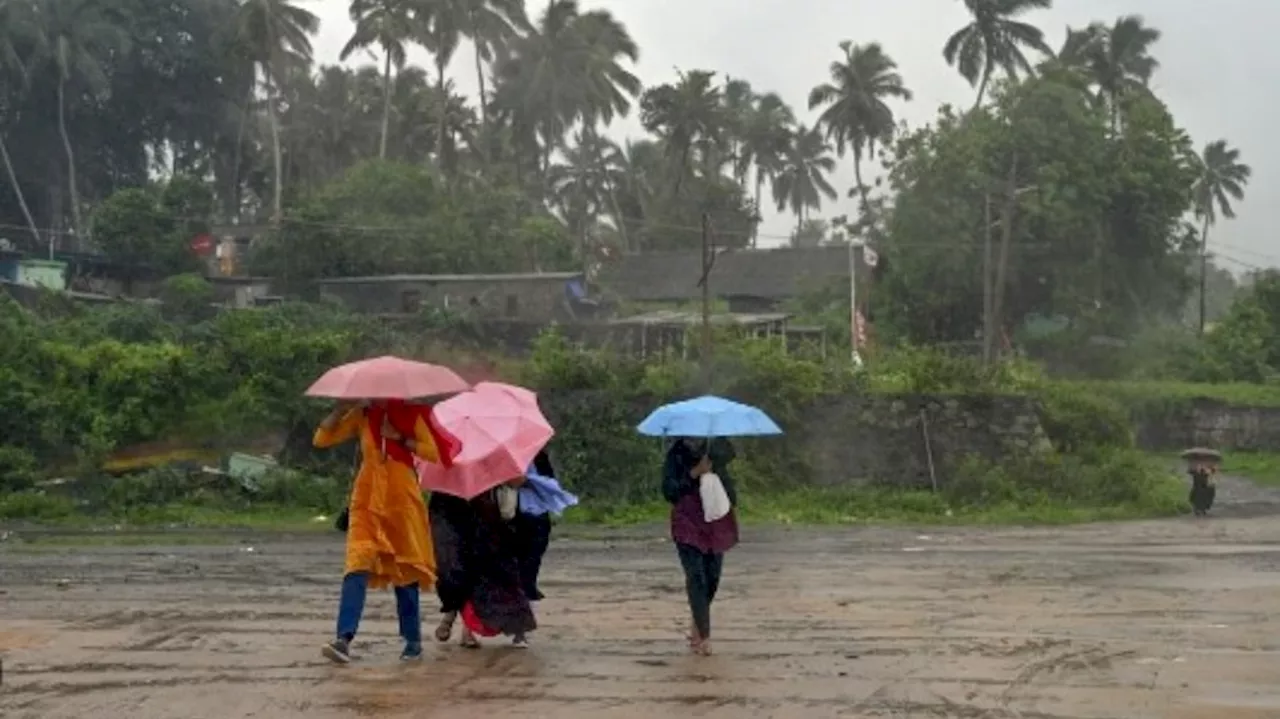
left=309, top=0, right=1273, bottom=268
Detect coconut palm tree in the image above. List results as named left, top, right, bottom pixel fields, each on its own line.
left=720, top=77, right=754, bottom=185
left=1193, top=139, right=1251, bottom=333
left=0, top=0, right=42, bottom=247
left=736, top=92, right=795, bottom=246
left=1062, top=16, right=1161, bottom=131
left=414, top=0, right=463, bottom=168
left=573, top=6, right=640, bottom=132
left=611, top=138, right=663, bottom=250
left=461, top=0, right=527, bottom=145
left=341, top=0, right=412, bottom=159
left=236, top=0, right=319, bottom=225
left=31, top=0, right=129, bottom=241
left=771, top=124, right=837, bottom=233
left=547, top=131, right=609, bottom=245
left=809, top=41, right=911, bottom=216
left=491, top=0, right=639, bottom=178
left=943, top=0, right=1052, bottom=111
left=639, top=69, right=724, bottom=196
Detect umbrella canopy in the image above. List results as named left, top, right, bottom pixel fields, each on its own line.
left=637, top=395, right=783, bottom=438
left=305, top=355, right=469, bottom=400
left=1180, top=447, right=1222, bottom=461
left=417, top=382, right=554, bottom=499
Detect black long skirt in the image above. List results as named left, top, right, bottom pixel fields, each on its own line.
left=428, top=492, right=478, bottom=614
left=467, top=495, right=537, bottom=636
left=510, top=512, right=552, bottom=601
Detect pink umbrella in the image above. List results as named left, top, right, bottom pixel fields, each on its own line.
left=305, top=355, right=470, bottom=400
left=417, top=382, right=554, bottom=499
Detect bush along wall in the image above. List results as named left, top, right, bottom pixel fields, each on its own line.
left=0, top=297, right=1185, bottom=523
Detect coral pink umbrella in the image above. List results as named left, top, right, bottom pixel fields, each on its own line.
left=305, top=355, right=470, bottom=400
left=417, top=382, right=554, bottom=499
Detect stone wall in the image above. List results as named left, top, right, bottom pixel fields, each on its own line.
left=797, top=394, right=1051, bottom=488
left=1133, top=399, right=1280, bottom=452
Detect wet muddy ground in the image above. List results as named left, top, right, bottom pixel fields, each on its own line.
left=3, top=513, right=1280, bottom=718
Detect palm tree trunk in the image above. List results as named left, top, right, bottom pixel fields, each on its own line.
left=473, top=41, right=489, bottom=153
left=267, top=74, right=283, bottom=227
left=853, top=151, right=870, bottom=216
left=379, top=49, right=393, bottom=159
left=972, top=67, right=991, bottom=112
left=0, top=133, right=43, bottom=251
left=228, top=82, right=252, bottom=219
left=56, top=76, right=83, bottom=244
left=435, top=55, right=448, bottom=171
left=1109, top=90, right=1119, bottom=135
left=1198, top=214, right=1211, bottom=335
left=753, top=177, right=763, bottom=248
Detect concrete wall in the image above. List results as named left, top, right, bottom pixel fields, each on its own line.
left=797, top=394, right=1051, bottom=487
left=538, top=390, right=1050, bottom=489
left=319, top=276, right=576, bottom=322
left=1132, top=399, right=1280, bottom=452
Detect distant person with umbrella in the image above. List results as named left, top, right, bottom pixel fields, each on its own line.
left=306, top=357, right=467, bottom=664
left=1182, top=447, right=1221, bottom=517
left=640, top=395, right=783, bottom=656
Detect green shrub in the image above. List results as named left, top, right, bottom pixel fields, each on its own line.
left=1035, top=384, right=1134, bottom=453
left=944, top=448, right=1184, bottom=513
left=0, top=446, right=39, bottom=492
left=0, top=491, right=76, bottom=521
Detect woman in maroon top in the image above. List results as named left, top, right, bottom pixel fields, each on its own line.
left=662, top=438, right=739, bottom=656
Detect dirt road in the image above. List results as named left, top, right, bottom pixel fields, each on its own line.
left=2, top=515, right=1280, bottom=718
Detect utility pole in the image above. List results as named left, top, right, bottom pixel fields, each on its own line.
left=848, top=240, right=861, bottom=365
left=982, top=192, right=993, bottom=366
left=990, top=154, right=1020, bottom=364
left=1198, top=237, right=1209, bottom=335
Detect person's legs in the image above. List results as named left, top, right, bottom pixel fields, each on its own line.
left=430, top=499, right=471, bottom=641
left=323, top=572, right=369, bottom=663
left=676, top=543, right=711, bottom=646
left=394, top=582, right=423, bottom=660
left=514, top=514, right=552, bottom=602
left=703, top=552, right=724, bottom=604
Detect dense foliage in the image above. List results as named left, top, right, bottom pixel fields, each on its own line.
left=0, top=296, right=1192, bottom=525
left=0, top=1, right=1252, bottom=329
left=0, top=0, right=1266, bottom=525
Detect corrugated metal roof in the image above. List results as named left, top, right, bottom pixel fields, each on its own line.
left=598, top=246, right=851, bottom=301
left=317, top=272, right=583, bottom=284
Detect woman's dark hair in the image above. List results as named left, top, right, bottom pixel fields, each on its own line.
left=532, top=449, right=556, bottom=478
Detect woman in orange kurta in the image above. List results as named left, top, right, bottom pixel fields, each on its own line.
left=315, top=400, right=444, bottom=663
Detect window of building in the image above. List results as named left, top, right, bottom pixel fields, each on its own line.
left=505, top=294, right=519, bottom=318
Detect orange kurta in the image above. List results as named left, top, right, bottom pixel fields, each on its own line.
left=314, top=407, right=440, bottom=590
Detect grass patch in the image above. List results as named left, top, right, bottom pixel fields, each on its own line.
left=1149, top=450, right=1280, bottom=487
left=1222, top=452, right=1280, bottom=486
left=1056, top=380, right=1280, bottom=407
left=1, top=448, right=1190, bottom=542
left=564, top=484, right=1188, bottom=528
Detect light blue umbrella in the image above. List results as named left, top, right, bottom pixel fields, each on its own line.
left=636, top=395, right=783, bottom=438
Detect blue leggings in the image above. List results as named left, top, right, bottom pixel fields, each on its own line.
left=335, top=572, right=421, bottom=644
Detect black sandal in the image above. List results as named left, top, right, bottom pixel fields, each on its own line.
left=434, top=612, right=456, bottom=642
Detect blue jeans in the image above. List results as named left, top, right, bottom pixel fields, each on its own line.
left=335, top=572, right=421, bottom=645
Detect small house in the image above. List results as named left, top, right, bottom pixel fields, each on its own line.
left=0, top=252, right=67, bottom=290
left=316, top=272, right=586, bottom=323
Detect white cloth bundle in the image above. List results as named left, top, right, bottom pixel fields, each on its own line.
left=495, top=484, right=519, bottom=520
left=699, top=471, right=731, bottom=522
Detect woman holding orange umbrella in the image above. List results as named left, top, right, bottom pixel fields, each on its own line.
left=307, top=356, right=467, bottom=664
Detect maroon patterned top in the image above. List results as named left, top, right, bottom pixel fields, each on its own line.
left=670, top=492, right=739, bottom=554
